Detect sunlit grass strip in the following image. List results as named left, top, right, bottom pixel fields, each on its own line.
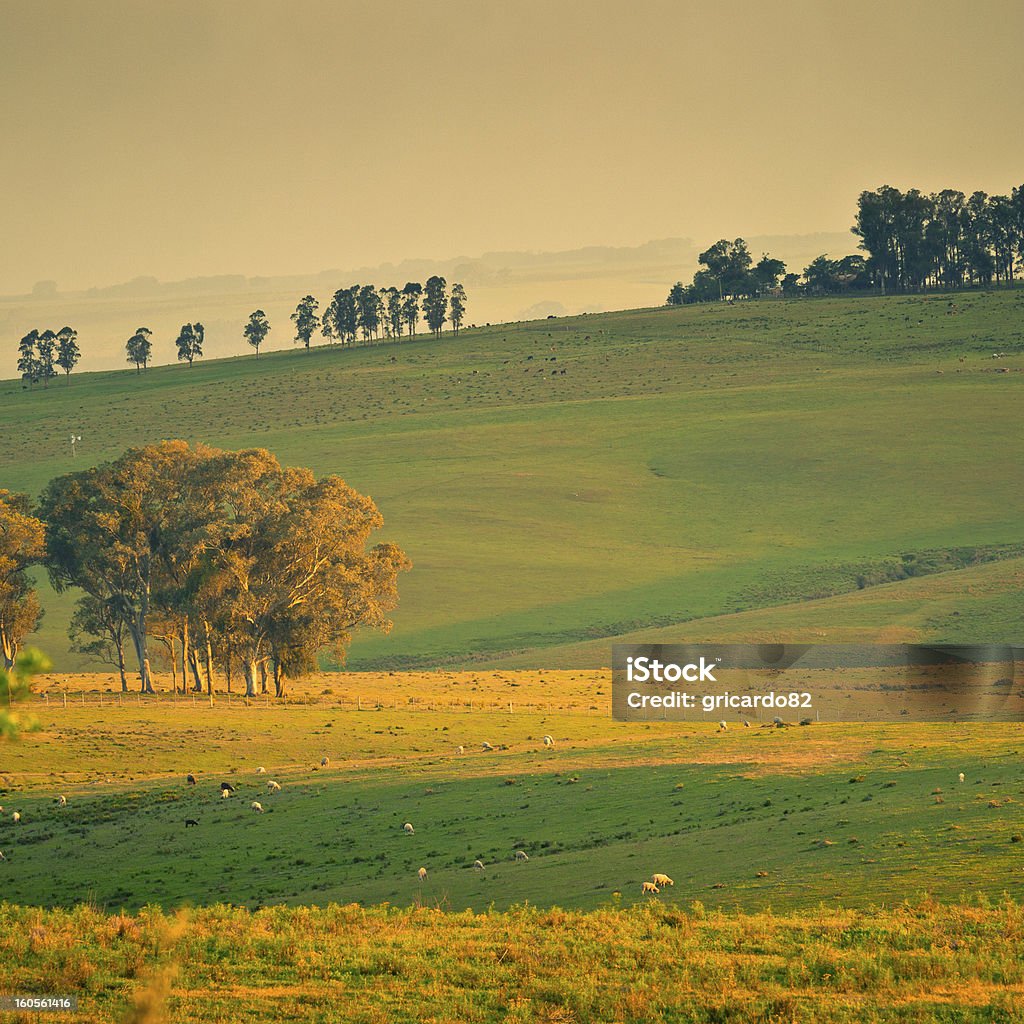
left=3, top=900, right=1024, bottom=1022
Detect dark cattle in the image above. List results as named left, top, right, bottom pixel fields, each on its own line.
left=220, top=782, right=235, bottom=793
left=186, top=774, right=197, bottom=785
left=185, top=819, right=199, bottom=828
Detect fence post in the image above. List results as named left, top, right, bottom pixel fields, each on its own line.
left=63, top=692, right=67, bottom=709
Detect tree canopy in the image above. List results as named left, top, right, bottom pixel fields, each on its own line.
left=39, top=442, right=411, bottom=696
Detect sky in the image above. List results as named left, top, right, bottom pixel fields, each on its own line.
left=2, top=0, right=1022, bottom=295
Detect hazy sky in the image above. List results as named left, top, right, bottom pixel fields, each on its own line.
left=3, top=0, right=1022, bottom=294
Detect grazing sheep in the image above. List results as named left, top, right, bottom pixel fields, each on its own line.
left=514, top=850, right=529, bottom=862
left=651, top=873, right=674, bottom=887
left=58, top=795, right=67, bottom=807
left=543, top=735, right=554, bottom=747
left=641, top=881, right=660, bottom=895
left=12, top=812, right=21, bottom=824
left=473, top=859, right=485, bottom=871
left=184, top=819, right=199, bottom=828
left=718, top=721, right=727, bottom=732
left=959, top=772, right=965, bottom=783
left=267, top=780, right=281, bottom=793
left=220, top=782, right=235, bottom=793
left=186, top=773, right=197, bottom=786
left=743, top=720, right=751, bottom=728
left=221, top=789, right=231, bottom=799
left=320, top=757, right=330, bottom=768
left=417, top=867, right=428, bottom=881
left=456, top=745, right=465, bottom=755
left=799, top=718, right=813, bottom=726
left=256, top=766, right=266, bottom=774
left=403, top=822, right=415, bottom=834
left=0, top=850, right=5, bottom=860
left=251, top=801, right=264, bottom=813
left=481, top=742, right=494, bottom=751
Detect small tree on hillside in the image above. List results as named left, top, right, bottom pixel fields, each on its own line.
left=36, top=330, right=58, bottom=387
left=450, top=283, right=467, bottom=335
left=176, top=323, right=204, bottom=366
left=17, top=330, right=39, bottom=387
left=666, top=282, right=686, bottom=305
left=126, top=327, right=153, bottom=373
left=401, top=282, right=422, bottom=337
left=243, top=310, right=271, bottom=358
left=423, top=276, right=447, bottom=337
left=291, top=295, right=320, bottom=350
left=55, top=326, right=80, bottom=382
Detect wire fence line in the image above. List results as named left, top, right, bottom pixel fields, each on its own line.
left=28, top=691, right=602, bottom=714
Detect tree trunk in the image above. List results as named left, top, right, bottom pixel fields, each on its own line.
left=258, top=660, right=268, bottom=694
left=203, top=620, right=214, bottom=695
left=130, top=619, right=154, bottom=693
left=181, top=618, right=188, bottom=694
left=188, top=649, right=203, bottom=691
left=1, top=627, right=16, bottom=672
left=243, top=660, right=257, bottom=698
left=226, top=638, right=233, bottom=693
left=117, top=639, right=128, bottom=692
left=273, top=659, right=286, bottom=698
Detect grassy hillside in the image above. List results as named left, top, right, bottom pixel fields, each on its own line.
left=2, top=290, right=1022, bottom=671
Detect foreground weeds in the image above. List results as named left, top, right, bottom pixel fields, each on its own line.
left=1, top=899, right=1023, bottom=1022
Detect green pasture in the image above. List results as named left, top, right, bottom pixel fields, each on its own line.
left=1, top=290, right=1022, bottom=670
left=3, top=699, right=1024, bottom=916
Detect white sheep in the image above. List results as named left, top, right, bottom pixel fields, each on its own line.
left=514, top=850, right=529, bottom=862
left=718, top=721, right=727, bottom=731
left=221, top=789, right=230, bottom=799
left=256, top=766, right=266, bottom=774
left=543, top=735, right=554, bottom=747
left=481, top=742, right=494, bottom=751
left=403, top=822, right=415, bottom=834
left=267, top=780, right=281, bottom=793
left=641, top=881, right=660, bottom=895
left=12, top=812, right=21, bottom=824
left=320, top=757, right=330, bottom=768
left=417, top=866, right=427, bottom=881
left=0, top=850, right=5, bottom=860
left=251, top=801, right=264, bottom=813
left=651, top=873, right=674, bottom=887
left=473, top=859, right=485, bottom=871
left=959, top=772, right=965, bottom=783
left=743, top=720, right=751, bottom=728
left=58, top=795, right=67, bottom=807
left=455, top=745, right=465, bottom=755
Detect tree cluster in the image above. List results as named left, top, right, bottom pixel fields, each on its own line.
left=298, top=277, right=467, bottom=351
left=1, top=444, right=411, bottom=697
left=17, top=327, right=80, bottom=387
left=852, top=185, right=1024, bottom=293
left=667, top=240, right=788, bottom=304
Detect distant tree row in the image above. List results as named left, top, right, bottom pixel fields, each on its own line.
left=852, top=185, right=1024, bottom=293
left=667, top=183, right=1024, bottom=304
left=126, top=323, right=205, bottom=372
left=667, top=247, right=873, bottom=304
left=292, top=277, right=467, bottom=352
left=17, top=327, right=80, bottom=387
left=15, top=278, right=467, bottom=385
left=666, top=239, right=790, bottom=304
left=0, top=444, right=410, bottom=695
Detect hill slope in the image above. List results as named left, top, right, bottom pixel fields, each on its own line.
left=1, top=290, right=1022, bottom=671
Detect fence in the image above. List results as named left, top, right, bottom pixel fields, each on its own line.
left=27, top=690, right=602, bottom=715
